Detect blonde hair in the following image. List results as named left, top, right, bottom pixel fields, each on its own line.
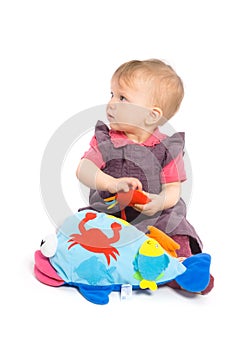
left=113, top=59, right=184, bottom=120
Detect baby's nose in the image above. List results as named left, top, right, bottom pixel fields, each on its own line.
left=108, top=99, right=117, bottom=110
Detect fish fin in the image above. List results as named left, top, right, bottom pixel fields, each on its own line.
left=133, top=256, right=139, bottom=270
left=155, top=272, right=164, bottom=281
left=106, top=267, right=116, bottom=283
left=108, top=266, right=116, bottom=274
left=78, top=285, right=113, bottom=305
left=104, top=195, right=116, bottom=202
left=133, top=271, right=143, bottom=281
left=34, top=250, right=64, bottom=286
left=140, top=279, right=158, bottom=291
left=107, top=201, right=118, bottom=209
left=175, top=253, right=211, bottom=293
left=104, top=200, right=116, bottom=206
left=34, top=264, right=64, bottom=287
left=147, top=226, right=180, bottom=257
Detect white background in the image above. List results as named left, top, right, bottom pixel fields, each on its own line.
left=1, top=1, right=232, bottom=349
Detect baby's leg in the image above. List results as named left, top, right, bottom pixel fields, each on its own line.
left=172, top=235, right=192, bottom=258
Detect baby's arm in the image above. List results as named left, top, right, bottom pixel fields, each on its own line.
left=77, top=158, right=142, bottom=193
left=134, top=182, right=181, bottom=216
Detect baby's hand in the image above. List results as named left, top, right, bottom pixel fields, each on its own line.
left=133, top=192, right=164, bottom=216
left=107, top=177, right=142, bottom=194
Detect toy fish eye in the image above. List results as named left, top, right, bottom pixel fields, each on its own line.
left=40, top=234, right=58, bottom=257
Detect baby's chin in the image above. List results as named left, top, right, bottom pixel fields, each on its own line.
left=109, top=121, right=118, bottom=129
left=108, top=120, right=121, bottom=131
left=110, top=123, right=128, bottom=135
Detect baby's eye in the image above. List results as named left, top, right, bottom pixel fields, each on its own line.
left=120, top=95, right=126, bottom=101
left=110, top=92, right=114, bottom=98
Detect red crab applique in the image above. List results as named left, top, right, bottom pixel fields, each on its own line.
left=68, top=212, right=121, bottom=265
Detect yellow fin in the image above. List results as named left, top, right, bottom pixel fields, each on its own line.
left=107, top=202, right=117, bottom=209
left=140, top=279, right=158, bottom=291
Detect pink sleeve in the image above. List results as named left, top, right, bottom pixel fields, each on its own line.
left=81, top=136, right=105, bottom=169
left=160, top=151, right=187, bottom=183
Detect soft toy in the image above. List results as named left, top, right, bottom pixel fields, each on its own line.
left=34, top=210, right=211, bottom=305
left=104, top=189, right=151, bottom=220
left=105, top=190, right=180, bottom=257
left=133, top=238, right=170, bottom=290
left=146, top=225, right=181, bottom=257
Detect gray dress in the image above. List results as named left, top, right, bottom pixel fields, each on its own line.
left=81, top=121, right=202, bottom=254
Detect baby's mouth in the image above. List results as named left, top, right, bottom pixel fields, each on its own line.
left=107, top=113, right=115, bottom=122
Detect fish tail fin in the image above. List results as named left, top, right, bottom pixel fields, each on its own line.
left=140, top=279, right=158, bottom=291
left=107, top=201, right=118, bottom=209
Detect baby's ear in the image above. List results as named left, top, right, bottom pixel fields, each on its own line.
left=145, top=107, right=163, bottom=126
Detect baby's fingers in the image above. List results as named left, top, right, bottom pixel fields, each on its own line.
left=133, top=203, right=145, bottom=212
left=116, top=181, right=130, bottom=193
left=130, top=178, right=142, bottom=191
left=134, top=202, right=155, bottom=216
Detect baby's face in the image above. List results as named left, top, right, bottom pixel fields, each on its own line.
left=106, top=76, right=154, bottom=136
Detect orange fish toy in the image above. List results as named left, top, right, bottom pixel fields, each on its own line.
left=104, top=189, right=151, bottom=221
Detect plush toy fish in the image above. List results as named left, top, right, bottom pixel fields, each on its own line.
left=133, top=238, right=170, bottom=291
left=104, top=189, right=151, bottom=220
left=34, top=210, right=212, bottom=304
